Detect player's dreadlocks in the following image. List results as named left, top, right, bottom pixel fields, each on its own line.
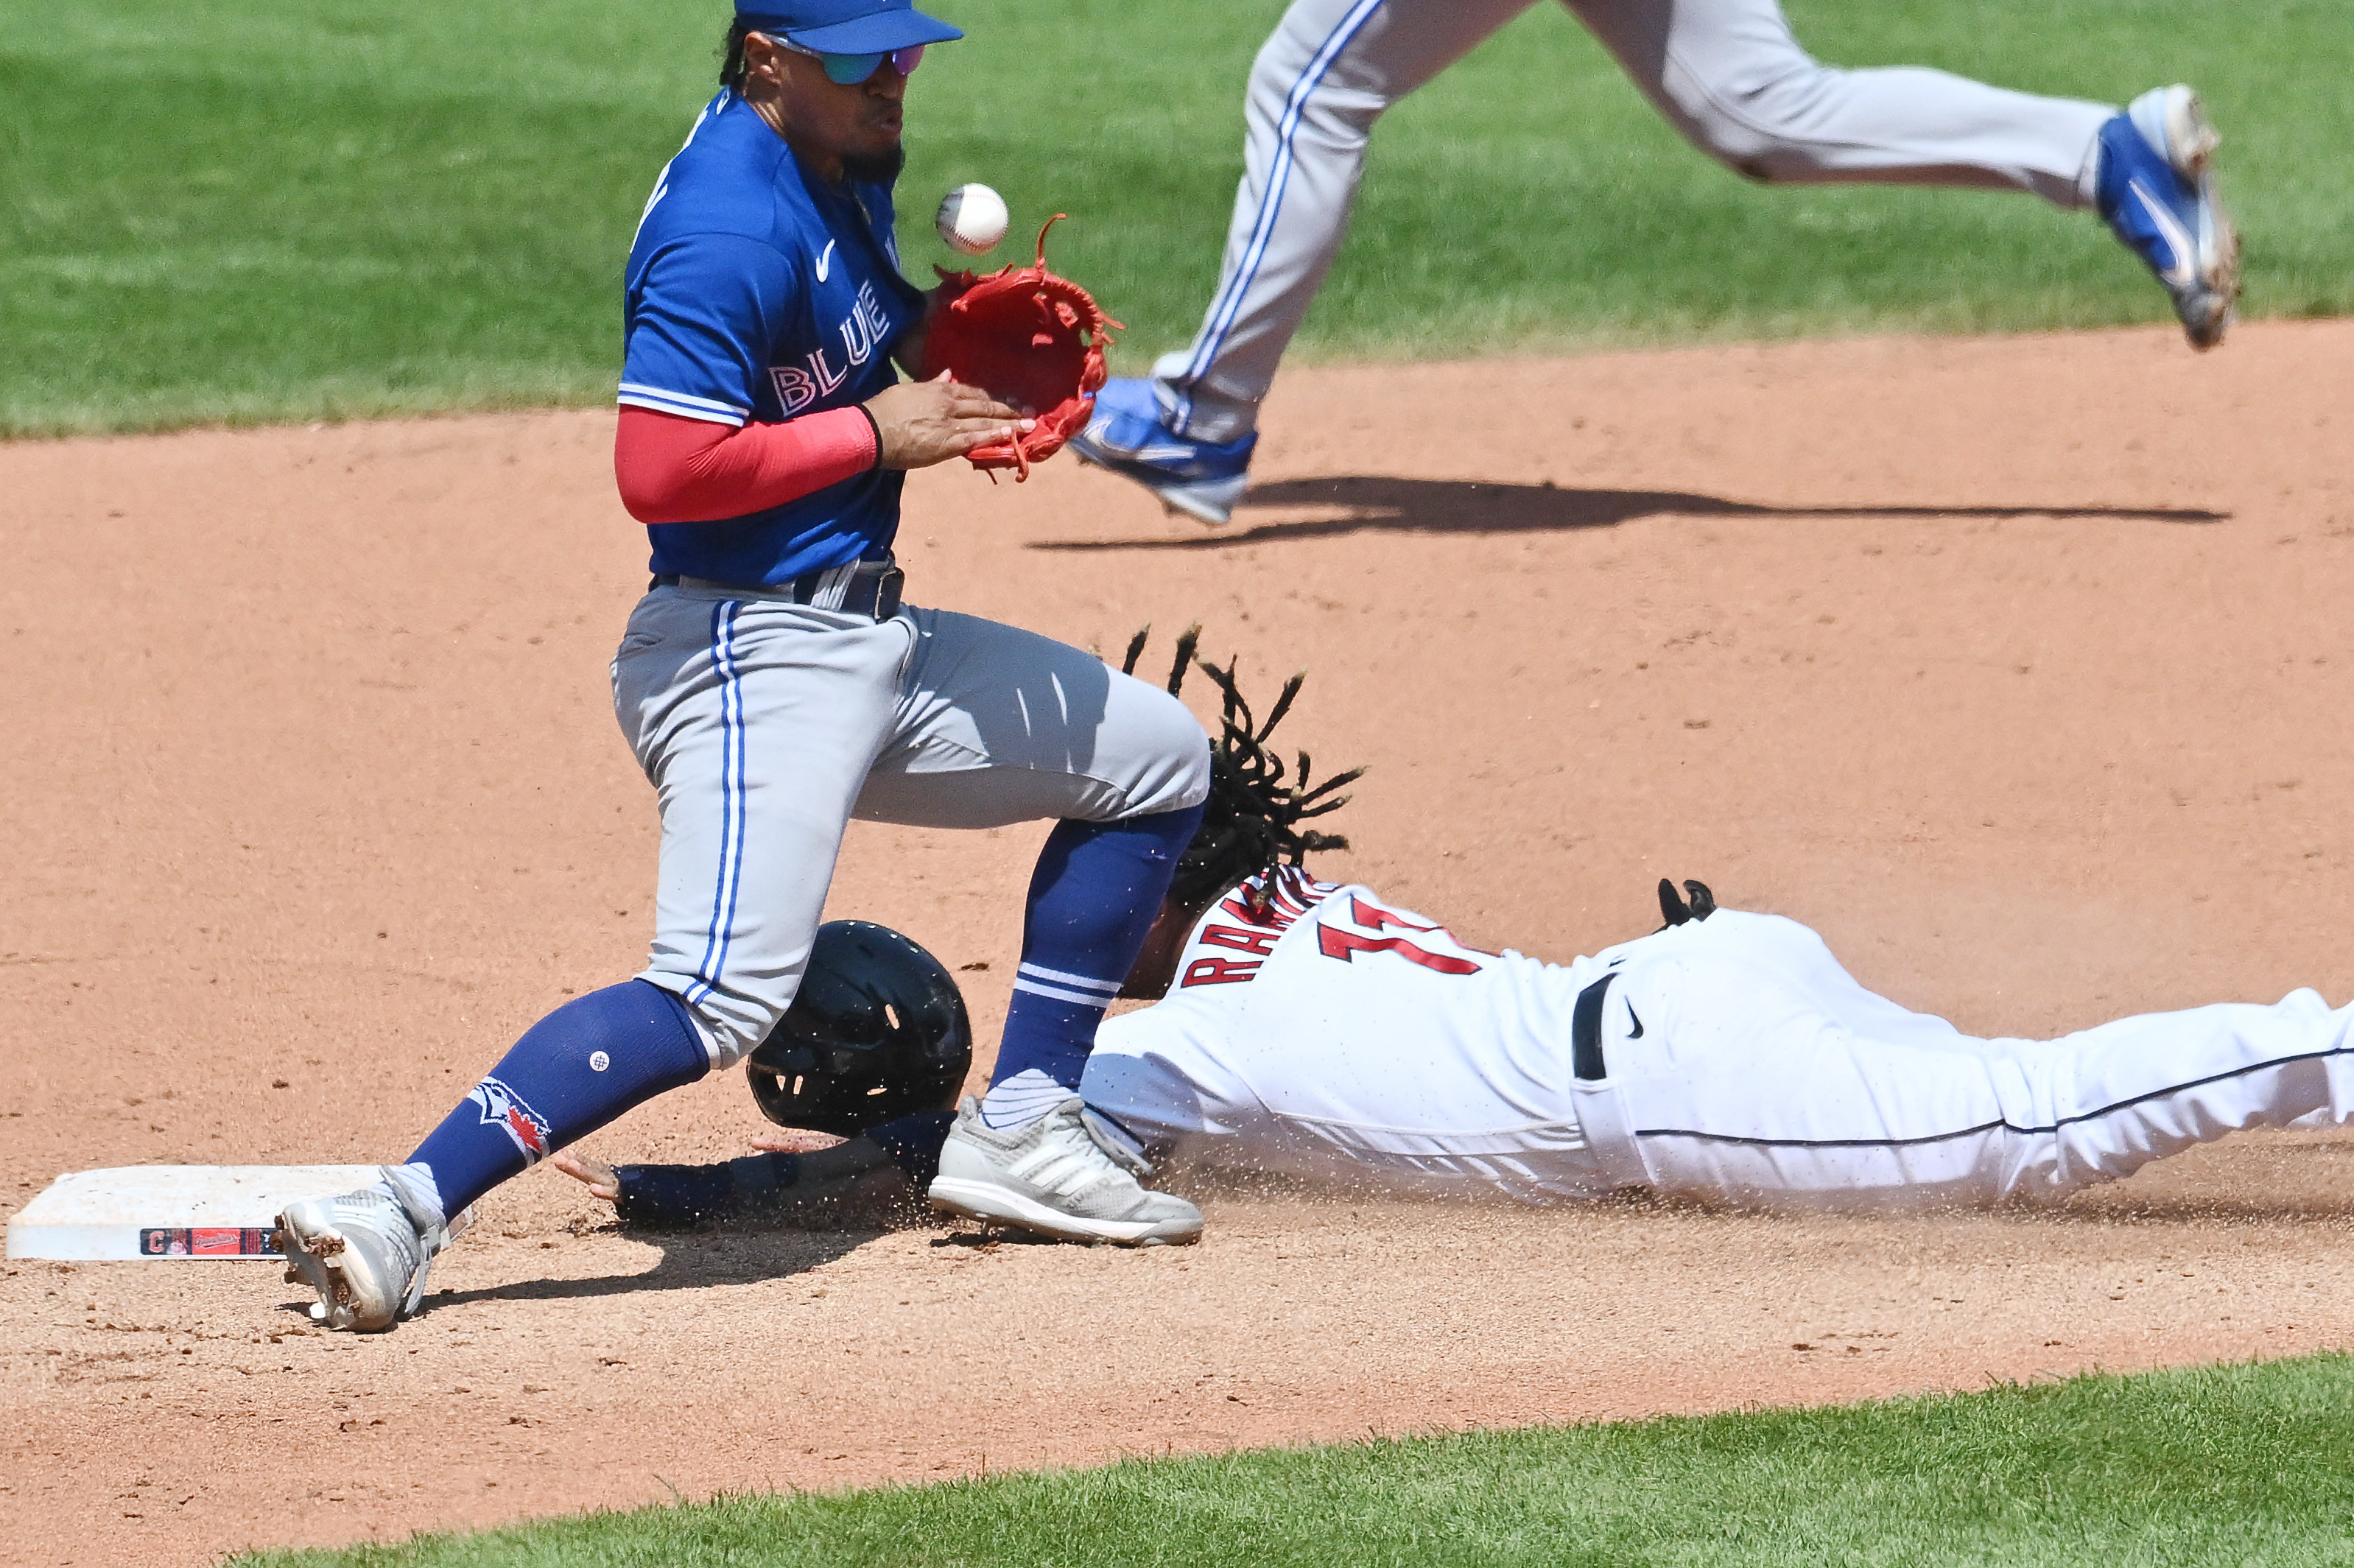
left=1123, top=625, right=1364, bottom=914
left=720, top=18, right=756, bottom=90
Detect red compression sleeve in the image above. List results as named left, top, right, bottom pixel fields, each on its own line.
left=614, top=405, right=879, bottom=525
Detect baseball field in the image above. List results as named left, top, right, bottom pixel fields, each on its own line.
left=7, top=1, right=2354, bottom=1564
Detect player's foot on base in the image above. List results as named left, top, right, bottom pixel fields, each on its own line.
left=927, top=1095, right=1203, bottom=1245
left=273, top=1176, right=446, bottom=1332
left=1068, top=378, right=1256, bottom=526
left=2095, top=84, right=2239, bottom=351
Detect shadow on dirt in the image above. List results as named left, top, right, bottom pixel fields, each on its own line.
left=274, top=1226, right=903, bottom=1319
left=1032, top=477, right=2229, bottom=552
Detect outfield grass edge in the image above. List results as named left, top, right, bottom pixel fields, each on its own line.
left=18, top=312, right=2352, bottom=445
left=219, top=1351, right=2354, bottom=1568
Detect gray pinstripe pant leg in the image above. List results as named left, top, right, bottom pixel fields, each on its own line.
left=1153, top=0, right=2114, bottom=442
left=612, top=588, right=1210, bottom=1068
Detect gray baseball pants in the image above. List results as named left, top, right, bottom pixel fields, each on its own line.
left=1155, top=0, right=2118, bottom=440
left=611, top=584, right=1212, bottom=1067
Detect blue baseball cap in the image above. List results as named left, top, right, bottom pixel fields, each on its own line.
left=736, top=0, right=963, bottom=54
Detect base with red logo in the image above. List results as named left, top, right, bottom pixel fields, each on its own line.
left=6, top=1166, right=381, bottom=1260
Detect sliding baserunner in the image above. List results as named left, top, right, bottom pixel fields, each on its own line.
left=559, top=640, right=2354, bottom=1225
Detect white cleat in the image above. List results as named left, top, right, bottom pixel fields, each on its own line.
left=928, top=1096, right=1204, bottom=1246
left=273, top=1178, right=449, bottom=1332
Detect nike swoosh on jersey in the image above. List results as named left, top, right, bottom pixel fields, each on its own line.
left=2129, top=180, right=2199, bottom=288
left=1626, top=1002, right=1644, bottom=1038
left=814, top=239, right=837, bottom=283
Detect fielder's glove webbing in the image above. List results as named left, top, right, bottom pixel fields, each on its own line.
left=919, top=215, right=1120, bottom=480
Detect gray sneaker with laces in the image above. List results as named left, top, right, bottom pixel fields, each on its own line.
left=273, top=1172, right=457, bottom=1332
left=927, top=1096, right=1203, bottom=1245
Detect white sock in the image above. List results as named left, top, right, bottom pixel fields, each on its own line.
left=372, top=1161, right=447, bottom=1234
left=978, top=1067, right=1075, bottom=1130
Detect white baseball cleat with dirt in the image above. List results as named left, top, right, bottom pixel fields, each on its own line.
left=928, top=1095, right=1204, bottom=1245
left=273, top=1178, right=447, bottom=1332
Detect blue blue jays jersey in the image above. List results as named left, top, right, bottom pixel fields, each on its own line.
left=619, top=91, right=925, bottom=585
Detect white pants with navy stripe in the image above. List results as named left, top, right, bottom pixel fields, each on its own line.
left=611, top=585, right=1211, bottom=1067
left=1154, top=0, right=2116, bottom=440
left=1567, top=912, right=2354, bottom=1209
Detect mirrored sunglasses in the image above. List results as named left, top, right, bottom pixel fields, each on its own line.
left=771, top=35, right=926, bottom=85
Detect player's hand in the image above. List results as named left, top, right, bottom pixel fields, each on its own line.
left=865, top=373, right=1033, bottom=470
left=549, top=1149, right=620, bottom=1203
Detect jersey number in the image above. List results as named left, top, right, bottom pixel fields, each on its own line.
left=1316, top=926, right=1480, bottom=974
left=1316, top=895, right=1486, bottom=975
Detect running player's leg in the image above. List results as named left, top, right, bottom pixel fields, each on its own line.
left=1564, top=0, right=2110, bottom=205
left=1582, top=913, right=2354, bottom=1208
left=1073, top=0, right=1536, bottom=524
left=1149, top=0, right=1538, bottom=445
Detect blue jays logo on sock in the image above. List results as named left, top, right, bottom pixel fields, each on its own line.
left=468, top=1075, right=552, bottom=1164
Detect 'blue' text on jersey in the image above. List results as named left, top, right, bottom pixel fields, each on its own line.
left=619, top=91, right=926, bottom=585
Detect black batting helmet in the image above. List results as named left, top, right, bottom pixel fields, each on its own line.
left=746, top=921, right=972, bottom=1136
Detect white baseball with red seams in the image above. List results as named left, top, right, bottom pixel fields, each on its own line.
left=935, top=183, right=1009, bottom=256
left=1081, top=868, right=2354, bottom=1208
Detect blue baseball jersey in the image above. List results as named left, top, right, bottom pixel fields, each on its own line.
left=619, top=91, right=926, bottom=586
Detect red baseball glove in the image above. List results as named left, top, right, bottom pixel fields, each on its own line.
left=918, top=215, right=1120, bottom=480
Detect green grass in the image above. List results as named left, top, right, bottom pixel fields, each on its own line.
left=4, top=0, right=2352, bottom=435
left=233, top=1354, right=2354, bottom=1567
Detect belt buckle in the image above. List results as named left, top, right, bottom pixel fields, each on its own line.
left=871, top=566, right=904, bottom=621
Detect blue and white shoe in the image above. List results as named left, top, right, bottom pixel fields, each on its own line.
left=2095, top=85, right=2239, bottom=351
left=1067, top=378, right=1257, bottom=525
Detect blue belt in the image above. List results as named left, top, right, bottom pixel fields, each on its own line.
left=651, top=560, right=904, bottom=622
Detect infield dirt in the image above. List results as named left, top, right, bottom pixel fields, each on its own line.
left=6, top=322, right=2354, bottom=1566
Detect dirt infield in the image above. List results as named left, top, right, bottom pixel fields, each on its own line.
left=6, top=321, right=2354, bottom=1566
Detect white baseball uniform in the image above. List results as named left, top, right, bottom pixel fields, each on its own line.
left=1083, top=871, right=2354, bottom=1208
left=1156, top=0, right=2118, bottom=440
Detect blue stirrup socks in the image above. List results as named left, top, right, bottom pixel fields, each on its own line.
left=407, top=979, right=710, bottom=1221
left=981, top=804, right=1204, bottom=1127
left=403, top=804, right=1202, bottom=1206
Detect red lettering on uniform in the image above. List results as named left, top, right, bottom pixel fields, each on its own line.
left=1344, top=893, right=1500, bottom=958
left=1349, top=894, right=1437, bottom=933
left=1317, top=925, right=1481, bottom=975
left=1181, top=955, right=1262, bottom=988
left=1198, top=924, right=1281, bottom=956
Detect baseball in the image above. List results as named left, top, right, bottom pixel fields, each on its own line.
left=935, top=183, right=1009, bottom=256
